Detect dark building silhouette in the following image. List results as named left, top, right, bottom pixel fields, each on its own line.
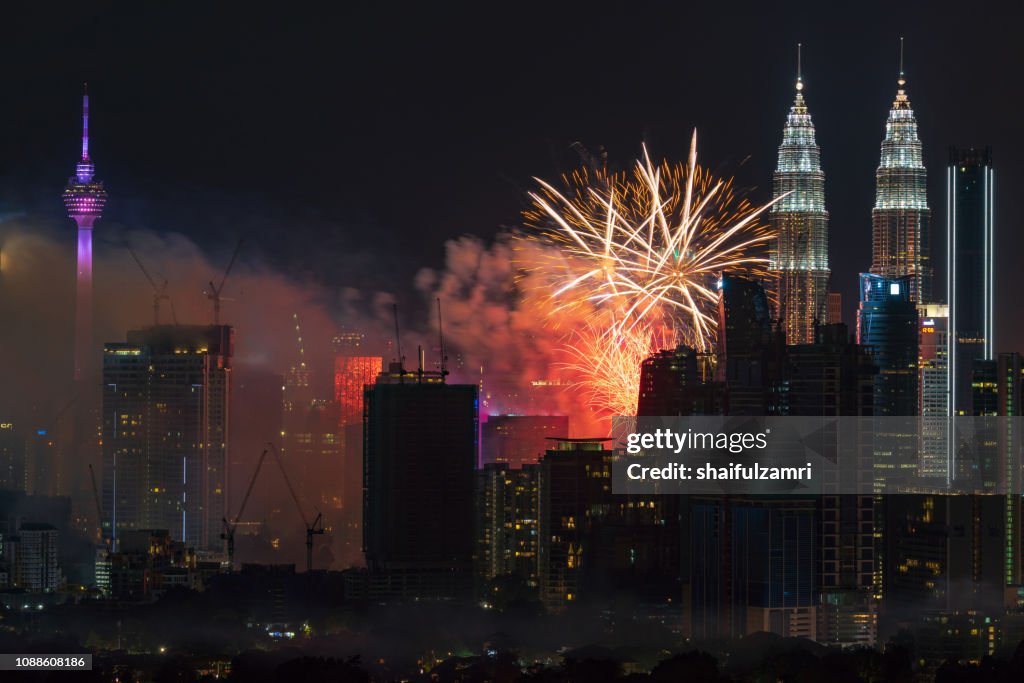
left=948, top=147, right=994, bottom=417
left=716, top=274, right=785, bottom=415
left=362, top=362, right=478, bottom=599
left=786, top=323, right=878, bottom=646
left=537, top=438, right=613, bottom=612
left=638, top=345, right=723, bottom=417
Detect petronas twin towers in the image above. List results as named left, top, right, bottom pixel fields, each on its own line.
left=770, top=46, right=930, bottom=343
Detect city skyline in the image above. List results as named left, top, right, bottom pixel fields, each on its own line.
left=1, top=5, right=1024, bottom=679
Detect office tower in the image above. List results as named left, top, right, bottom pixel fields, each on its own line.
left=362, top=363, right=477, bottom=598
left=971, top=353, right=1023, bottom=487
left=537, top=438, right=613, bottom=612
left=333, top=332, right=382, bottom=566
left=101, top=325, right=233, bottom=553
left=691, top=496, right=818, bottom=639
left=476, top=462, right=540, bottom=597
left=870, top=56, right=931, bottom=303
left=770, top=60, right=830, bottom=345
left=64, top=86, right=107, bottom=384
left=948, top=147, right=995, bottom=416
left=785, top=323, right=877, bottom=647
left=716, top=274, right=785, bottom=415
left=828, top=292, right=842, bottom=325
left=481, top=415, right=568, bottom=468
left=638, top=344, right=723, bottom=416
left=918, top=305, right=950, bottom=479
left=856, top=274, right=919, bottom=416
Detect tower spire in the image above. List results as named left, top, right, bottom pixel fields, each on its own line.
left=796, top=42, right=803, bottom=91
left=82, top=83, right=89, bottom=161
left=898, top=37, right=906, bottom=88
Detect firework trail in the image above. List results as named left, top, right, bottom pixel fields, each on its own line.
left=522, top=130, right=779, bottom=414
left=560, top=321, right=676, bottom=417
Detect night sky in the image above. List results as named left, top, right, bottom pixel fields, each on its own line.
left=2, top=1, right=1023, bottom=345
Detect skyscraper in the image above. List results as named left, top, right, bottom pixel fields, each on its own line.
left=101, top=325, right=233, bottom=553
left=770, top=52, right=830, bottom=345
left=715, top=274, right=785, bottom=415
left=918, top=304, right=950, bottom=479
left=537, top=438, right=613, bottom=612
left=870, top=48, right=931, bottom=303
left=947, top=147, right=994, bottom=417
left=64, top=86, right=107, bottom=384
left=856, top=274, right=918, bottom=417
left=332, top=332, right=382, bottom=566
left=362, top=362, right=478, bottom=598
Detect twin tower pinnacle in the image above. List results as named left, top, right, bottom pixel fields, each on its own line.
left=770, top=40, right=930, bottom=344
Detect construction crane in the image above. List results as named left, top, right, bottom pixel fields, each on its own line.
left=220, top=448, right=269, bottom=570
left=88, top=464, right=104, bottom=546
left=128, top=246, right=176, bottom=326
left=204, top=238, right=243, bottom=325
left=267, top=442, right=323, bottom=573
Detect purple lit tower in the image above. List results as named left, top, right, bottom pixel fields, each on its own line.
left=64, top=86, right=107, bottom=382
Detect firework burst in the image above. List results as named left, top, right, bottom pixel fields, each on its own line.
left=520, top=131, right=779, bottom=415
left=524, top=130, right=778, bottom=353
left=560, top=321, right=676, bottom=417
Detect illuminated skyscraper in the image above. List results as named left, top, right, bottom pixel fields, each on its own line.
left=947, top=147, right=994, bottom=417
left=64, top=86, right=107, bottom=383
left=332, top=332, right=382, bottom=566
left=770, top=50, right=829, bottom=344
left=870, top=46, right=931, bottom=303
left=101, top=325, right=233, bottom=553
left=918, top=304, right=950, bottom=479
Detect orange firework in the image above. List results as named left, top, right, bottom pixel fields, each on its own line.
left=520, top=130, right=779, bottom=415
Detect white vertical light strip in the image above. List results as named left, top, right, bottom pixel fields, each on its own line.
left=988, top=168, right=994, bottom=359
left=947, top=163, right=954, bottom=417
left=983, top=168, right=990, bottom=360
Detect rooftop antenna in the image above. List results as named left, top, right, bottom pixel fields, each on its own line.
left=437, top=297, right=449, bottom=379
left=796, top=43, right=803, bottom=91
left=392, top=303, right=405, bottom=377
left=81, top=83, right=90, bottom=161
left=898, top=36, right=906, bottom=87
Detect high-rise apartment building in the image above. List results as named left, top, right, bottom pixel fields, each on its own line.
left=101, top=325, right=232, bottom=553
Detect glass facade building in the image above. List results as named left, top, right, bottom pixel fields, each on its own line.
left=947, top=147, right=994, bottom=417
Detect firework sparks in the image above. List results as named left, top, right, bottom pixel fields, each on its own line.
left=521, top=130, right=779, bottom=415
left=560, top=320, right=676, bottom=417
left=525, top=130, right=779, bottom=353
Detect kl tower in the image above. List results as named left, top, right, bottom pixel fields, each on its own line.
left=64, top=85, right=107, bottom=382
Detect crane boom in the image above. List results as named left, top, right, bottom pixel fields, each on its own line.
left=221, top=447, right=269, bottom=569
